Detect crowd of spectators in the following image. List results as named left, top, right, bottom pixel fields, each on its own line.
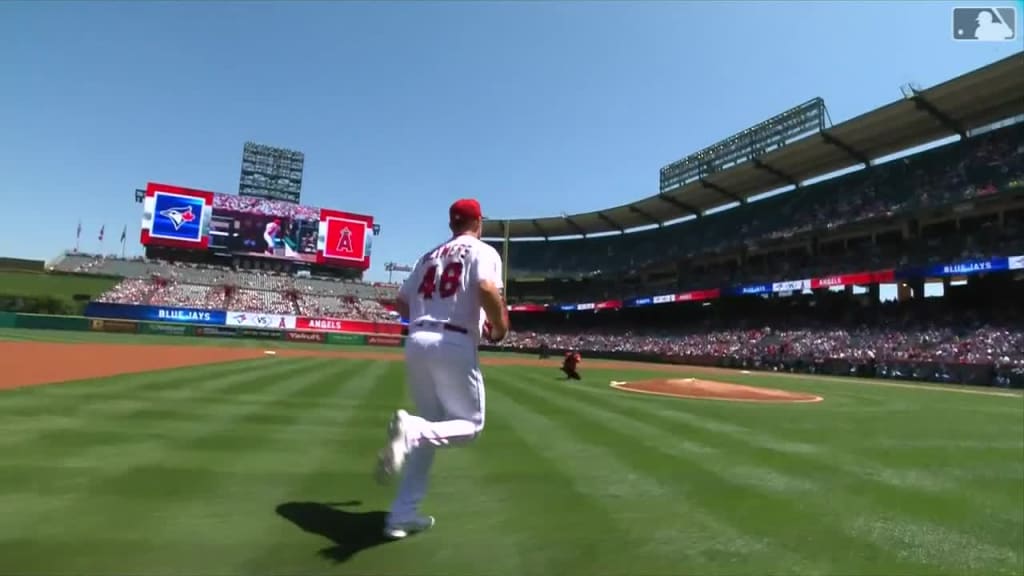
left=92, top=273, right=399, bottom=323
left=493, top=122, right=1024, bottom=280
left=502, top=298, right=1024, bottom=372
left=505, top=324, right=1024, bottom=367
left=212, top=194, right=320, bottom=220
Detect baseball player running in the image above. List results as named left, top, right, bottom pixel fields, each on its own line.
left=375, top=197, right=509, bottom=540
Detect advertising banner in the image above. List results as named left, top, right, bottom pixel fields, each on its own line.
left=626, top=297, right=653, bottom=307
left=225, top=311, right=297, bottom=330
left=771, top=279, right=811, bottom=293
left=508, top=303, right=548, bottom=312
left=286, top=331, right=327, bottom=344
left=326, top=333, right=364, bottom=345
left=140, top=323, right=194, bottom=336
left=731, top=283, right=772, bottom=296
left=918, top=257, right=1011, bottom=278
left=366, top=335, right=403, bottom=347
left=84, top=303, right=227, bottom=326
left=195, top=326, right=237, bottom=338
left=676, top=289, right=721, bottom=302
left=237, top=328, right=283, bottom=340
left=294, top=317, right=404, bottom=335
left=89, top=319, right=138, bottom=334
left=652, top=294, right=676, bottom=304
left=1009, top=255, right=1024, bottom=270
left=810, top=269, right=895, bottom=289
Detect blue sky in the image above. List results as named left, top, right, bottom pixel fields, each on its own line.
left=1, top=1, right=1021, bottom=282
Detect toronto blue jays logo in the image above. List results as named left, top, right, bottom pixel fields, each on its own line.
left=150, top=192, right=205, bottom=242
left=159, top=206, right=196, bottom=230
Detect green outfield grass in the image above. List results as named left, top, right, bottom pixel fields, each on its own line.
left=0, top=271, right=120, bottom=297
left=0, top=330, right=1021, bottom=575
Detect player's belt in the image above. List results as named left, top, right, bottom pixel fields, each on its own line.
left=413, top=320, right=468, bottom=334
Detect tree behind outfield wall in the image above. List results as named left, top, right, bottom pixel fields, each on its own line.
left=0, top=294, right=75, bottom=315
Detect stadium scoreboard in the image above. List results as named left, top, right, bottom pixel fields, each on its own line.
left=140, top=181, right=374, bottom=271
left=238, top=142, right=304, bottom=204
left=659, top=98, right=826, bottom=193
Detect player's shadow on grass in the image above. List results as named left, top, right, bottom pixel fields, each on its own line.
left=276, top=500, right=391, bottom=563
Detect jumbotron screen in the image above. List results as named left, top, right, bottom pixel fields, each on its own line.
left=139, top=182, right=373, bottom=270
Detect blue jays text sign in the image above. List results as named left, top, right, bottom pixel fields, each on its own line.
left=150, top=192, right=206, bottom=242
left=84, top=303, right=227, bottom=326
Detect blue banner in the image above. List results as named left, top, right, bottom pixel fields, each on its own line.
left=84, top=303, right=227, bottom=326
left=913, top=257, right=1011, bottom=278
left=731, top=283, right=772, bottom=296
left=625, top=297, right=653, bottom=307
left=559, top=304, right=577, bottom=311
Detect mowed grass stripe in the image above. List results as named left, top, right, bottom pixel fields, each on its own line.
left=482, top=371, right=825, bottom=576
left=0, top=357, right=375, bottom=575
left=0, top=359, right=266, bottom=446
left=592, top=375, right=1024, bottom=535
left=0, top=358, right=327, bottom=511
left=414, top=399, right=635, bottom=576
left=238, top=361, right=411, bottom=573
left=141, top=360, right=396, bottom=576
left=496, top=370, right=931, bottom=575
left=518, top=370, right=1022, bottom=574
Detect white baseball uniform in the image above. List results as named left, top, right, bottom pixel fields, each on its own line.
left=264, top=221, right=280, bottom=254
left=386, top=233, right=503, bottom=525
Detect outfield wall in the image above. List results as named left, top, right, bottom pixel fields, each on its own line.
left=9, top=310, right=406, bottom=348
left=81, top=302, right=404, bottom=336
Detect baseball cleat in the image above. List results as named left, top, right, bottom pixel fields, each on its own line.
left=383, top=515, right=435, bottom=539
left=375, top=409, right=411, bottom=485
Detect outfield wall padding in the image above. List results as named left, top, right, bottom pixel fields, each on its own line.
left=15, top=313, right=91, bottom=331
left=326, top=333, right=365, bottom=346
left=236, top=328, right=283, bottom=340
left=139, top=322, right=195, bottom=336
left=194, top=326, right=238, bottom=338
left=287, top=331, right=327, bottom=344
left=0, top=311, right=15, bottom=328
left=89, top=319, right=139, bottom=334
left=365, top=334, right=404, bottom=347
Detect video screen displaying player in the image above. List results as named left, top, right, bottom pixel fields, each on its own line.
left=210, top=212, right=320, bottom=262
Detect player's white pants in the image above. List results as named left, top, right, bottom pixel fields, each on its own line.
left=264, top=232, right=275, bottom=253
left=388, top=329, right=485, bottom=524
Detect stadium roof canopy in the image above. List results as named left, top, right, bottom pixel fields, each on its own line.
left=482, top=52, right=1024, bottom=240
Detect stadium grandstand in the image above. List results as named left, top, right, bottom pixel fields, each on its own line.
left=483, top=52, right=1024, bottom=303
left=41, top=253, right=401, bottom=322
left=479, top=52, right=1024, bottom=388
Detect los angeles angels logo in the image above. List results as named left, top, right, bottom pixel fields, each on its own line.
left=336, top=227, right=353, bottom=254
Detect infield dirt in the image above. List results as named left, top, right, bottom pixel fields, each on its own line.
left=0, top=341, right=724, bottom=389
left=611, top=378, right=823, bottom=403
left=1, top=341, right=805, bottom=394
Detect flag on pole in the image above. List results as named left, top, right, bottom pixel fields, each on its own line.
left=76, top=221, right=81, bottom=239
left=120, top=225, right=127, bottom=243
left=98, top=225, right=105, bottom=242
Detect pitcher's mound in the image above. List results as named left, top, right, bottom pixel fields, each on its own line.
left=610, top=378, right=822, bottom=404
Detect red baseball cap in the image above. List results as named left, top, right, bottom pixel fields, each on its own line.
left=449, top=198, right=483, bottom=222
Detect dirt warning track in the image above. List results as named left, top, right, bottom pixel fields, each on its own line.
left=0, top=342, right=266, bottom=391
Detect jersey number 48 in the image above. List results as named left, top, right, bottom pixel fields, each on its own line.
left=417, top=262, right=463, bottom=299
